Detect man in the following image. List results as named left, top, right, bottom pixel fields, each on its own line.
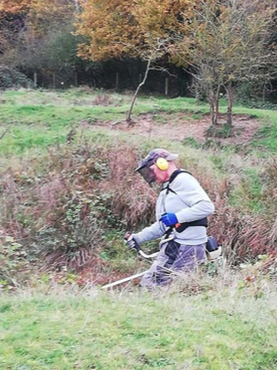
left=126, top=148, right=215, bottom=289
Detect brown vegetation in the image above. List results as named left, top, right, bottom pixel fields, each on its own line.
left=0, top=144, right=156, bottom=274
left=1, top=142, right=276, bottom=282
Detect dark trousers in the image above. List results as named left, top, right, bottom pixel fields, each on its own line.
left=140, top=240, right=206, bottom=289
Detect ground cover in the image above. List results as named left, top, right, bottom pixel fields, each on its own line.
left=0, top=88, right=276, bottom=285
left=1, top=89, right=277, bottom=154
left=0, top=281, right=276, bottom=370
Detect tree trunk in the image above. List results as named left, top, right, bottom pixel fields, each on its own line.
left=208, top=90, right=218, bottom=125
left=126, top=59, right=151, bottom=124
left=215, top=97, right=219, bottom=123
left=226, top=83, right=233, bottom=127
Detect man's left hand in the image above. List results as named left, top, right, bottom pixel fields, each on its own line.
left=160, top=212, right=178, bottom=227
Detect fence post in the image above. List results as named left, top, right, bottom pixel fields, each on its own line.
left=165, top=78, right=169, bottom=97
left=34, top=72, right=37, bottom=88
left=53, top=73, right=56, bottom=89
left=75, top=72, right=78, bottom=87
left=116, top=73, right=119, bottom=90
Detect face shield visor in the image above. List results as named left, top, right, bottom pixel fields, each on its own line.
left=136, top=165, right=156, bottom=184
left=135, top=149, right=178, bottom=184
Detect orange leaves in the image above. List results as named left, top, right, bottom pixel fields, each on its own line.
left=76, top=0, right=143, bottom=61
left=0, top=0, right=77, bottom=57
left=0, top=0, right=74, bottom=24
left=0, top=0, right=30, bottom=14
left=76, top=0, right=196, bottom=62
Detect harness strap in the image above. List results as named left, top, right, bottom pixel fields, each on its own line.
left=165, top=169, right=192, bottom=195
left=175, top=218, right=208, bottom=233
left=164, top=169, right=208, bottom=234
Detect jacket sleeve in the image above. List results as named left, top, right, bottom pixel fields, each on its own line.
left=132, top=221, right=165, bottom=245
left=173, top=173, right=215, bottom=223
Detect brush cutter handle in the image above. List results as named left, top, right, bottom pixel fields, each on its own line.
left=124, top=233, right=159, bottom=258
left=124, top=232, right=140, bottom=252
left=138, top=250, right=159, bottom=259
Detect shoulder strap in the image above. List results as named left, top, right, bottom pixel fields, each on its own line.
left=163, top=169, right=208, bottom=233
left=166, top=169, right=192, bottom=195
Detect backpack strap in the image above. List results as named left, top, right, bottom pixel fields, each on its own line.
left=163, top=169, right=208, bottom=232
left=165, top=169, right=192, bottom=195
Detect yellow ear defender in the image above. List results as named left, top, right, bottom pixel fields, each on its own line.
left=156, top=157, right=169, bottom=171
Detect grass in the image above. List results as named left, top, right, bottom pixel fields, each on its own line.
left=1, top=89, right=277, bottom=155
left=0, top=88, right=276, bottom=228
left=0, top=88, right=275, bottom=221
left=0, top=281, right=276, bottom=370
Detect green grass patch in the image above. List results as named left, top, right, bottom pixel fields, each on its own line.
left=182, top=137, right=201, bottom=149
left=229, top=166, right=267, bottom=213
left=1, top=88, right=277, bottom=154
left=0, top=288, right=276, bottom=370
left=0, top=125, right=68, bottom=154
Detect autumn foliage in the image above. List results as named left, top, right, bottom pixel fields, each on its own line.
left=76, top=0, right=195, bottom=61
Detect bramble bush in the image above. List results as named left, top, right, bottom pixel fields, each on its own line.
left=0, top=144, right=156, bottom=273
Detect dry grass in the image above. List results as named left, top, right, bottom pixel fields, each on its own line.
left=0, top=141, right=276, bottom=279
left=0, top=144, right=157, bottom=272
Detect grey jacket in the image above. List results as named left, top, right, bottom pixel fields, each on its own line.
left=133, top=170, right=215, bottom=246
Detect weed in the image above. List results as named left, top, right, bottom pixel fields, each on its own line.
left=205, top=123, right=233, bottom=139
left=182, top=137, right=201, bottom=149
left=92, top=94, right=114, bottom=106
left=0, top=144, right=157, bottom=275
left=0, top=236, right=30, bottom=289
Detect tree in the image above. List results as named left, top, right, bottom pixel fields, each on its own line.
left=76, top=0, right=194, bottom=123
left=0, top=1, right=29, bottom=55
left=0, top=0, right=81, bottom=82
left=0, top=0, right=77, bottom=55
left=175, top=0, right=276, bottom=126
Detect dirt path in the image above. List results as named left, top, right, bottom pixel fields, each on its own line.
left=86, top=112, right=262, bottom=146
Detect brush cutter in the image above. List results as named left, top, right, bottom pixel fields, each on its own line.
left=101, top=232, right=223, bottom=290
left=101, top=233, right=174, bottom=290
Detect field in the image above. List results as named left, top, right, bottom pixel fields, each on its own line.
left=0, top=88, right=276, bottom=369
left=1, top=282, right=277, bottom=370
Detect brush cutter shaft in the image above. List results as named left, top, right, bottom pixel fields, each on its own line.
left=139, top=250, right=159, bottom=259
left=101, top=265, right=179, bottom=289
left=101, top=271, right=148, bottom=289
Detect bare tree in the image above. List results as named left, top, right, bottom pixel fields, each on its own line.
left=125, top=38, right=173, bottom=124
left=177, top=0, right=276, bottom=127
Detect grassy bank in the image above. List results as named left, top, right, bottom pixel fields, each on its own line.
left=0, top=281, right=276, bottom=370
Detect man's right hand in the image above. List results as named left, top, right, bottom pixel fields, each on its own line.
left=124, top=233, right=140, bottom=252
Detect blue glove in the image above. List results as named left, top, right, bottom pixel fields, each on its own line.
left=160, top=212, right=178, bottom=227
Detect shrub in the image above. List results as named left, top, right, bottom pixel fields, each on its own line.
left=205, top=123, right=233, bottom=139
left=209, top=203, right=277, bottom=263
left=1, top=141, right=276, bottom=278
left=0, top=65, right=33, bottom=89
left=0, top=144, right=157, bottom=271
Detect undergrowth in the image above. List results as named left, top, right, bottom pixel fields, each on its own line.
left=1, top=141, right=277, bottom=290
